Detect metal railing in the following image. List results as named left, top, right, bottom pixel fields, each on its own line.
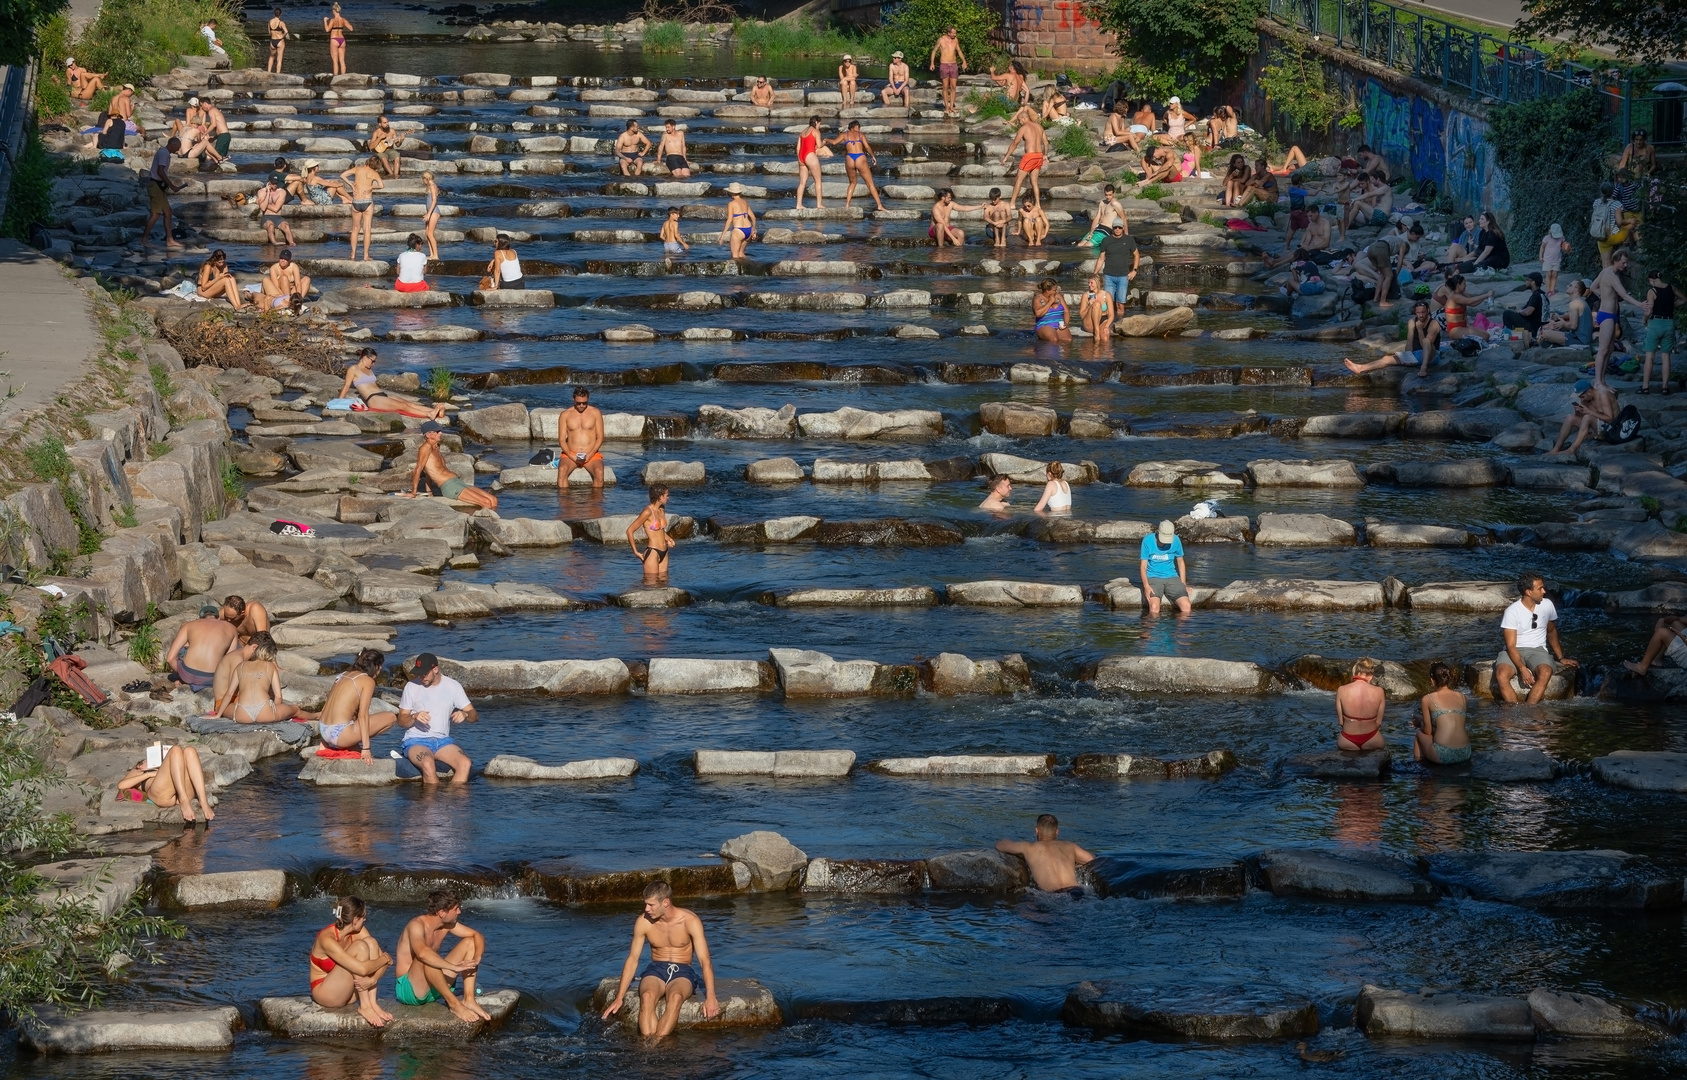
left=1266, top=0, right=1685, bottom=146
left=0, top=61, right=38, bottom=227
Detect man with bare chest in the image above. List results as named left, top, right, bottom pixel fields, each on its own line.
left=558, top=386, right=605, bottom=489
left=996, top=814, right=1096, bottom=895
left=602, top=880, right=720, bottom=1038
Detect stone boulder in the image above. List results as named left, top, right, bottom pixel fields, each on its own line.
left=871, top=755, right=1054, bottom=777
left=642, top=460, right=705, bottom=485
left=694, top=750, right=856, bottom=778
left=1368, top=523, right=1475, bottom=547
left=299, top=757, right=401, bottom=786
left=1245, top=459, right=1364, bottom=487
left=978, top=453, right=1099, bottom=484
left=1404, top=581, right=1516, bottom=611
left=1527, top=989, right=1667, bottom=1040
left=745, top=457, right=804, bottom=483
left=796, top=407, right=943, bottom=440
left=1081, top=853, right=1246, bottom=899
left=1115, top=307, right=1194, bottom=337
left=1072, top=750, right=1237, bottom=780
left=925, top=849, right=1029, bottom=892
left=720, top=831, right=809, bottom=890
left=1206, top=578, right=1383, bottom=610
left=19, top=1007, right=241, bottom=1053
left=1368, top=459, right=1510, bottom=487
left=436, top=658, right=630, bottom=695
left=946, top=580, right=1083, bottom=606
left=922, top=652, right=1030, bottom=695
left=1469, top=749, right=1561, bottom=783
left=1123, top=460, right=1235, bottom=487
left=1284, top=750, right=1391, bottom=780
left=801, top=858, right=927, bottom=894
left=457, top=403, right=530, bottom=441
left=978, top=401, right=1057, bottom=437
left=646, top=658, right=775, bottom=694
left=1590, top=751, right=1687, bottom=793
left=1062, top=982, right=1319, bottom=1039
left=1422, top=850, right=1682, bottom=909
left=161, top=869, right=290, bottom=910
left=1356, top=986, right=1533, bottom=1040
left=696, top=403, right=797, bottom=438
left=591, top=978, right=782, bottom=1030
left=31, top=856, right=154, bottom=921
left=260, top=990, right=519, bottom=1039
left=1253, top=513, right=1356, bottom=546
left=768, top=648, right=881, bottom=697
left=482, top=755, right=639, bottom=780
left=1092, top=656, right=1278, bottom=694
left=777, top=586, right=938, bottom=607
left=1250, top=849, right=1434, bottom=902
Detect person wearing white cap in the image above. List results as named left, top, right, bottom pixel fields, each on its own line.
left=65, top=57, right=107, bottom=103
left=882, top=51, right=910, bottom=108
left=1162, top=96, right=1198, bottom=150
left=838, top=54, right=858, bottom=106
left=1139, top=520, right=1192, bottom=616
left=1538, top=222, right=1569, bottom=296
left=719, top=182, right=757, bottom=258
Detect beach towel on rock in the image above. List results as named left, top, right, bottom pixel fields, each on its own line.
left=186, top=715, right=314, bottom=744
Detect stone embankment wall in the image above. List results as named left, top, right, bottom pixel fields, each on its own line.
left=1007, top=0, right=1117, bottom=69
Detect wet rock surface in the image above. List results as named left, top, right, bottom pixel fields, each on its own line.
left=1062, top=981, right=1320, bottom=1039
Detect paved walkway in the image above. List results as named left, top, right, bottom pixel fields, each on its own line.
left=0, top=240, right=100, bottom=420
left=1405, top=0, right=1525, bottom=31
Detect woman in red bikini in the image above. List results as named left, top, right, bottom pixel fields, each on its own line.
left=795, top=116, right=826, bottom=211
left=1335, top=657, right=1387, bottom=751
left=310, top=896, right=394, bottom=1027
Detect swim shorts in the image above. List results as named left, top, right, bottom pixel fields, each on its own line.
left=1495, top=646, right=1554, bottom=677
left=1146, top=577, right=1187, bottom=601
left=638, top=961, right=699, bottom=989
left=939, top=62, right=958, bottom=80
left=262, top=213, right=285, bottom=227
left=395, top=975, right=442, bottom=1006
left=439, top=478, right=466, bottom=500
left=1019, top=152, right=1045, bottom=172
left=404, top=734, right=457, bottom=755
left=213, top=132, right=231, bottom=156
left=148, top=180, right=169, bottom=211
left=665, top=154, right=686, bottom=171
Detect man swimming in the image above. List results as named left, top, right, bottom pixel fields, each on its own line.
left=164, top=604, right=238, bottom=693
left=995, top=814, right=1096, bottom=894
left=558, top=386, right=606, bottom=489
left=602, top=880, right=720, bottom=1038
left=395, top=890, right=491, bottom=1022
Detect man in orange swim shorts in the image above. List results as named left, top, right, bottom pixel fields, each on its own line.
left=558, top=385, right=606, bottom=489
left=1003, top=109, right=1049, bottom=209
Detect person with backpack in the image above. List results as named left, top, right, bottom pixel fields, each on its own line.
left=1546, top=380, right=1619, bottom=456
left=1590, top=182, right=1631, bottom=267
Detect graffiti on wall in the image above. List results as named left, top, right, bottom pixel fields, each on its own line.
left=1443, top=109, right=1506, bottom=212
left=1362, top=81, right=1412, bottom=164
left=1409, top=95, right=1446, bottom=192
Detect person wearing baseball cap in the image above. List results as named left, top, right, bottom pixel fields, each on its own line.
left=1139, top=520, right=1192, bottom=616
left=398, top=653, right=476, bottom=784
left=409, top=420, right=498, bottom=510
left=882, top=50, right=911, bottom=108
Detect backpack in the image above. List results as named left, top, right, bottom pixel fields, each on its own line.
left=1603, top=404, right=1643, bottom=444
left=1590, top=199, right=1617, bottom=240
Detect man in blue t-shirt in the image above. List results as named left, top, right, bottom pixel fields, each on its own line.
left=1138, top=520, right=1191, bottom=615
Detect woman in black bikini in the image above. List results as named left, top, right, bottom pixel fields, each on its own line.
left=627, top=484, right=674, bottom=584
left=1335, top=657, right=1387, bottom=751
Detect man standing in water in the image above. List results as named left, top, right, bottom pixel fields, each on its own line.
left=558, top=386, right=606, bottom=489
left=1001, top=106, right=1048, bottom=209
left=996, top=814, right=1096, bottom=895
left=928, top=26, right=967, bottom=116
left=395, top=890, right=492, bottom=1022
left=603, top=881, right=720, bottom=1038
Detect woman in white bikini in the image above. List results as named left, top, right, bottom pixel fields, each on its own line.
left=116, top=744, right=216, bottom=823
left=627, top=484, right=674, bottom=584
left=338, top=347, right=448, bottom=420
left=1032, top=461, right=1072, bottom=514
left=218, top=633, right=315, bottom=724
left=316, top=649, right=395, bottom=760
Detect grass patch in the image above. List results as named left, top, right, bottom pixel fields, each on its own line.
left=113, top=504, right=138, bottom=529
left=149, top=363, right=175, bottom=400
left=0, top=124, right=54, bottom=240
left=731, top=18, right=868, bottom=57
left=24, top=437, right=72, bottom=484
left=1053, top=123, right=1097, bottom=159
left=220, top=458, right=243, bottom=502
left=641, top=20, right=688, bottom=52
left=965, top=90, right=1018, bottom=121
left=1137, top=182, right=1169, bottom=201
left=427, top=367, right=455, bottom=402
left=127, top=609, right=160, bottom=668
left=75, top=0, right=256, bottom=87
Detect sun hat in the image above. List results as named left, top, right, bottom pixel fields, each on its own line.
left=726, top=181, right=743, bottom=194
left=188, top=96, right=200, bottom=106
left=1549, top=223, right=1563, bottom=239
left=302, top=158, right=321, bottom=169
left=121, top=83, right=134, bottom=91
left=1156, top=520, right=1176, bottom=543
left=892, top=50, right=904, bottom=58
left=1167, top=95, right=1180, bottom=104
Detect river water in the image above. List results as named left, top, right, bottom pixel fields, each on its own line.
left=8, top=8, right=1686, bottom=1078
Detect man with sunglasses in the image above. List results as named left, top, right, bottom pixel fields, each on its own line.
left=1495, top=573, right=1578, bottom=704
left=558, top=386, right=606, bottom=490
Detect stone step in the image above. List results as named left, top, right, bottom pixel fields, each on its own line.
left=260, top=990, right=520, bottom=1039
left=590, top=977, right=782, bottom=1030
left=20, top=1007, right=242, bottom=1053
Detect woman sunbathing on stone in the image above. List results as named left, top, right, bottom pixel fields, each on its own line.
left=317, top=649, right=397, bottom=760
left=217, top=633, right=316, bottom=724
left=310, top=896, right=394, bottom=1028
left=116, top=744, right=215, bottom=823
left=338, top=347, right=448, bottom=420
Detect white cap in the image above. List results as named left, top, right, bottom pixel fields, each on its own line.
left=842, top=54, right=851, bottom=59
left=1168, top=96, right=1180, bottom=104
left=188, top=96, right=200, bottom=105
left=1157, top=520, right=1176, bottom=543
left=892, top=51, right=904, bottom=58
left=65, top=57, right=74, bottom=65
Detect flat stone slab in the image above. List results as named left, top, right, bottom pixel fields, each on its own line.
left=1591, top=751, right=1687, bottom=792
left=1284, top=750, right=1391, bottom=780
left=1527, top=988, right=1668, bottom=1039
left=1083, top=852, right=1246, bottom=899
left=1063, top=981, right=1320, bottom=1039
left=1092, top=656, right=1278, bottom=694
left=299, top=757, right=401, bottom=785
left=870, top=754, right=1054, bottom=777
left=31, top=856, right=153, bottom=921
left=1467, top=749, right=1560, bottom=783
left=946, top=580, right=1084, bottom=606
left=1250, top=849, right=1435, bottom=902
left=163, top=869, right=290, bottom=909
left=801, top=857, right=927, bottom=894
left=796, top=997, right=1013, bottom=1025
left=260, top=990, right=519, bottom=1039
left=1206, top=578, right=1383, bottom=610
left=646, top=658, right=775, bottom=694
left=694, top=749, right=856, bottom=777
left=590, top=977, right=782, bottom=1030
left=1405, top=581, right=1517, bottom=611
left=483, top=754, right=638, bottom=780
left=1357, top=985, right=1533, bottom=1040
left=1422, top=849, right=1683, bottom=909
left=20, top=1006, right=241, bottom=1053
left=776, top=586, right=938, bottom=606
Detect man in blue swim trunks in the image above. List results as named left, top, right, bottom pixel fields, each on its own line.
left=1590, top=247, right=1644, bottom=387
left=397, top=652, right=476, bottom=784
left=395, top=889, right=491, bottom=1022
left=602, top=880, right=721, bottom=1037
left=163, top=604, right=238, bottom=693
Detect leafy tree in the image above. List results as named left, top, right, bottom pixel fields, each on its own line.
left=0, top=718, right=181, bottom=1016
left=0, top=0, right=66, bottom=66
left=1088, top=0, right=1268, bottom=98
left=883, top=0, right=1001, bottom=71
left=1488, top=88, right=1612, bottom=276
left=1639, top=171, right=1687, bottom=298
left=1515, top=0, right=1687, bottom=67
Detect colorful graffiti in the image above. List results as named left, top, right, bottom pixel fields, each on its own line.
left=1409, top=95, right=1446, bottom=192
left=1444, top=110, right=1499, bottom=212
left=1362, top=81, right=1412, bottom=164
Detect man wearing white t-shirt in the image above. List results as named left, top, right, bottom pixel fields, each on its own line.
left=398, top=652, right=476, bottom=783
left=1495, top=573, right=1578, bottom=703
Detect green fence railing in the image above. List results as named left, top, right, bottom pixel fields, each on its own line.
left=1266, top=0, right=1685, bottom=146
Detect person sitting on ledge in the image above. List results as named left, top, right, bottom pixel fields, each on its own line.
left=318, top=649, right=396, bottom=759
left=217, top=632, right=315, bottom=724
left=395, top=234, right=430, bottom=293
left=209, top=594, right=272, bottom=714
left=1343, top=299, right=1440, bottom=378
left=603, top=880, right=720, bottom=1038
left=1413, top=661, right=1470, bottom=765
left=310, top=895, right=393, bottom=1028
left=995, top=814, right=1095, bottom=895
left=396, top=890, right=490, bottom=1022
left=1623, top=615, right=1687, bottom=676
left=165, top=603, right=238, bottom=693
left=1140, top=519, right=1191, bottom=616
left=409, top=421, right=497, bottom=510
left=117, top=743, right=215, bottom=823
left=1495, top=572, right=1578, bottom=704
left=1336, top=657, right=1386, bottom=751
left=397, top=651, right=477, bottom=784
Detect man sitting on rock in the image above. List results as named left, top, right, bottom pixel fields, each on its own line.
left=397, top=652, right=476, bottom=784
left=408, top=422, right=497, bottom=510
left=996, top=814, right=1095, bottom=895
left=602, top=880, right=720, bottom=1038
left=395, top=889, right=491, bottom=1022
left=1495, top=572, right=1578, bottom=704
left=1623, top=615, right=1687, bottom=677
left=165, top=603, right=238, bottom=693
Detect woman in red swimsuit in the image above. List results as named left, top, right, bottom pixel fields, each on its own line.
left=1335, top=658, right=1387, bottom=751
left=310, top=896, right=395, bottom=1027
left=795, top=115, right=825, bottom=211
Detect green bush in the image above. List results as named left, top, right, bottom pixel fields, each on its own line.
left=1258, top=38, right=1345, bottom=133
left=0, top=0, right=65, bottom=66
left=965, top=90, right=1017, bottom=121
left=731, top=18, right=859, bottom=57
left=1053, top=123, right=1097, bottom=159
left=76, top=0, right=255, bottom=87
left=1091, top=0, right=1266, bottom=98
left=1488, top=88, right=1611, bottom=276
left=642, top=20, right=687, bottom=52
left=0, top=123, right=54, bottom=240
left=23, top=435, right=72, bottom=483
left=882, top=0, right=1002, bottom=70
